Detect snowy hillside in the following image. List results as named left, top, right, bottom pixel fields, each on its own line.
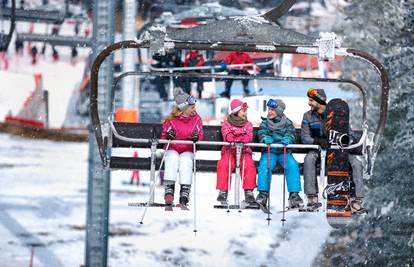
left=0, top=133, right=332, bottom=266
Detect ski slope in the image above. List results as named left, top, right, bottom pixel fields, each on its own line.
left=0, top=19, right=89, bottom=128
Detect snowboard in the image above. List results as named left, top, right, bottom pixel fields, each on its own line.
left=324, top=98, right=352, bottom=228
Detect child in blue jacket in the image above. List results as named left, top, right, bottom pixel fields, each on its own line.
left=256, top=99, right=303, bottom=209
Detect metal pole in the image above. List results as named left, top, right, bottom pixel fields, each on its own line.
left=85, top=0, right=115, bottom=266
left=169, top=69, right=174, bottom=100
left=122, top=0, right=137, bottom=109
left=234, top=143, right=243, bottom=208
left=253, top=63, right=258, bottom=95
left=319, top=149, right=327, bottom=211
left=149, top=141, right=157, bottom=204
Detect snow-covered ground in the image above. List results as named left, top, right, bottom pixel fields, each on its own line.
left=0, top=133, right=331, bottom=266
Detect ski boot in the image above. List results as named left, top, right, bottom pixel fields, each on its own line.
left=164, top=180, right=175, bottom=205
left=179, top=184, right=191, bottom=205
left=350, top=198, right=367, bottom=214
left=216, top=190, right=228, bottom=204
left=256, top=191, right=270, bottom=213
left=244, top=189, right=259, bottom=208
left=304, top=194, right=322, bottom=211
left=288, top=192, right=304, bottom=209
left=256, top=191, right=269, bottom=206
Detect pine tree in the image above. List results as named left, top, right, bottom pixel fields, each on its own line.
left=316, top=1, right=414, bottom=266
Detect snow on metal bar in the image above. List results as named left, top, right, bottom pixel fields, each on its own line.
left=232, top=15, right=271, bottom=25
left=315, top=32, right=342, bottom=61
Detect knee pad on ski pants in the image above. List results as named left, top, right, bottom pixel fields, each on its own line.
left=164, top=150, right=194, bottom=185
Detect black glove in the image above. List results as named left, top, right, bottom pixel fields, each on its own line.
left=314, top=137, right=329, bottom=150
left=166, top=130, right=176, bottom=140
left=191, top=132, right=199, bottom=142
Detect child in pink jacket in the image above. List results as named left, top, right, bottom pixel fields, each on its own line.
left=216, top=99, right=257, bottom=204
left=162, top=87, right=203, bottom=206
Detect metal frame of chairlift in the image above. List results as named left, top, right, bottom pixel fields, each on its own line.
left=89, top=2, right=389, bottom=211
left=1, top=6, right=64, bottom=23
left=15, top=32, right=91, bottom=47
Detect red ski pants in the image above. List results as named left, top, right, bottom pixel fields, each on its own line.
left=216, top=151, right=257, bottom=191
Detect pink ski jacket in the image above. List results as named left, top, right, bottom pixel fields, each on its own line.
left=221, top=120, right=253, bottom=154
left=162, top=114, right=203, bottom=154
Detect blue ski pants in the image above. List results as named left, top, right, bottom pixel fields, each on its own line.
left=257, top=152, right=301, bottom=192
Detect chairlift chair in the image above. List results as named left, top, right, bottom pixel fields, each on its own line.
left=88, top=1, right=389, bottom=216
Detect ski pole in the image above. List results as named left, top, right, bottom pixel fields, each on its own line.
left=139, top=139, right=171, bottom=224
left=235, top=142, right=243, bottom=212
left=281, top=145, right=287, bottom=225
left=193, top=142, right=197, bottom=233
left=226, top=143, right=232, bottom=212
left=266, top=144, right=271, bottom=224
left=240, top=147, right=246, bottom=211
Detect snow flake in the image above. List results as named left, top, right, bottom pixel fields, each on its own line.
left=380, top=201, right=394, bottom=215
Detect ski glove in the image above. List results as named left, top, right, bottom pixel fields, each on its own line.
left=314, top=137, right=329, bottom=149
left=264, top=135, right=273, bottom=144
left=281, top=136, right=290, bottom=145
left=191, top=132, right=199, bottom=142
left=166, top=130, right=176, bottom=140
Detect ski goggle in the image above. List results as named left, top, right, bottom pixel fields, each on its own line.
left=187, top=95, right=197, bottom=105
left=307, top=88, right=326, bottom=104
left=266, top=99, right=278, bottom=109
left=177, top=95, right=197, bottom=110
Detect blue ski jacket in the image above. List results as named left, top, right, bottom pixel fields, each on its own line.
left=257, top=116, right=296, bottom=154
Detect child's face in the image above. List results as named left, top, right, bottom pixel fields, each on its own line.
left=267, top=107, right=277, bottom=119
left=237, top=109, right=247, bottom=120
left=183, top=105, right=196, bottom=116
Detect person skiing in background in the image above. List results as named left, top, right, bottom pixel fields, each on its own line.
left=30, top=45, right=38, bottom=65
left=14, top=38, right=24, bottom=55
left=220, top=51, right=257, bottom=98
left=256, top=99, right=303, bottom=209
left=161, top=87, right=203, bottom=207
left=216, top=99, right=257, bottom=205
left=183, top=50, right=205, bottom=98
left=301, top=88, right=366, bottom=213
left=51, top=22, right=60, bottom=61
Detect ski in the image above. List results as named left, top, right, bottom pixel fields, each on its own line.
left=176, top=203, right=189, bottom=210
left=213, top=200, right=229, bottom=209
left=241, top=202, right=260, bottom=210
left=258, top=204, right=272, bottom=214
left=277, top=206, right=304, bottom=213
left=298, top=203, right=322, bottom=212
